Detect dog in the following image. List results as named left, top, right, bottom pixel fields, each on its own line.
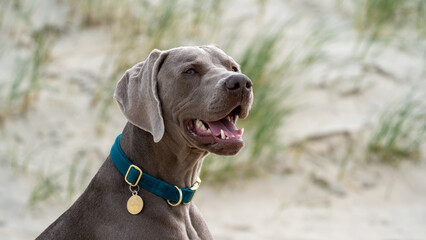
left=37, top=45, right=253, bottom=239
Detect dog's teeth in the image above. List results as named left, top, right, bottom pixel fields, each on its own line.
left=206, top=129, right=211, bottom=133
left=196, top=120, right=209, bottom=132
left=226, top=137, right=229, bottom=140
left=195, top=119, right=203, bottom=129
left=226, top=115, right=231, bottom=121
left=220, top=129, right=226, bottom=139
left=241, top=128, right=244, bottom=136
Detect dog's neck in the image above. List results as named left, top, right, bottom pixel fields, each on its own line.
left=119, top=122, right=207, bottom=187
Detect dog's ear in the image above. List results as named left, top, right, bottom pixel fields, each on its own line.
left=114, top=49, right=168, bottom=143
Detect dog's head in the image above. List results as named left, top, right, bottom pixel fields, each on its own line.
left=114, top=46, right=253, bottom=155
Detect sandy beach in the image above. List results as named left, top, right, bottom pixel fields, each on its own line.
left=1, top=0, right=425, bottom=239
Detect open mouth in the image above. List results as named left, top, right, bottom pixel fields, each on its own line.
left=186, top=108, right=244, bottom=144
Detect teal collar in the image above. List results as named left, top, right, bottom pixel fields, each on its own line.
left=110, top=134, right=201, bottom=206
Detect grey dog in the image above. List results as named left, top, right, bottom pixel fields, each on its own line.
left=37, top=46, right=253, bottom=239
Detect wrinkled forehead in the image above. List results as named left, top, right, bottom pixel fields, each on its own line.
left=166, top=46, right=238, bottom=67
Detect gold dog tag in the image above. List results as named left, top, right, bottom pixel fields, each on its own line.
left=127, top=192, right=143, bottom=215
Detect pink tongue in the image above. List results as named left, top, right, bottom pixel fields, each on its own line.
left=206, top=119, right=241, bottom=138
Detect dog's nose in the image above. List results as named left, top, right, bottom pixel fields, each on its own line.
left=225, top=74, right=253, bottom=93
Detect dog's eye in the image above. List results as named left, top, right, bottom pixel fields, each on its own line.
left=185, top=69, right=197, bottom=74
left=231, top=67, right=238, bottom=72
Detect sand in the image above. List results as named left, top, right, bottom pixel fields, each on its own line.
left=0, top=0, right=425, bottom=239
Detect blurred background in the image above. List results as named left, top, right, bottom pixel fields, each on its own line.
left=0, top=0, right=425, bottom=239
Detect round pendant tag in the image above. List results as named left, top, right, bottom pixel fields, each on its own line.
left=127, top=194, right=143, bottom=215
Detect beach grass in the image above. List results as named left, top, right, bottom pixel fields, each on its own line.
left=354, top=0, right=425, bottom=53
left=0, top=4, right=53, bottom=122
left=368, top=95, right=426, bottom=165
left=28, top=171, right=61, bottom=208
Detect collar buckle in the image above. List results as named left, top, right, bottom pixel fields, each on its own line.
left=125, top=164, right=143, bottom=187
left=185, top=177, right=202, bottom=204
left=190, top=177, right=202, bottom=191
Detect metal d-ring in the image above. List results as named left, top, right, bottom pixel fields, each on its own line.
left=167, top=186, right=183, bottom=207
left=129, top=185, right=140, bottom=195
